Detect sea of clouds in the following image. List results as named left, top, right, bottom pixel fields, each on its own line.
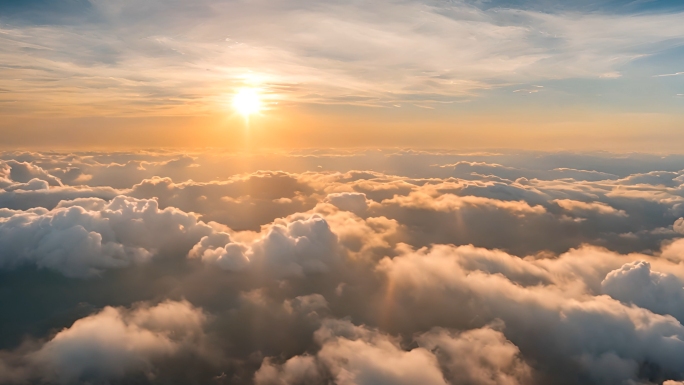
left=1, top=149, right=684, bottom=384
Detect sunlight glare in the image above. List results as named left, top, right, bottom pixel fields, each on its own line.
left=232, top=88, right=262, bottom=117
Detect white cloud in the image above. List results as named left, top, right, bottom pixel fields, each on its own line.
left=602, top=261, right=684, bottom=321
left=256, top=319, right=531, bottom=385
left=417, top=327, right=532, bottom=385
left=27, top=300, right=208, bottom=383
left=190, top=215, right=339, bottom=278
left=0, top=196, right=212, bottom=277
left=256, top=319, right=448, bottom=385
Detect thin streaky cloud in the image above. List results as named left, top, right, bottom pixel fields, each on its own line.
left=1, top=0, right=684, bottom=117
left=653, top=72, right=684, bottom=77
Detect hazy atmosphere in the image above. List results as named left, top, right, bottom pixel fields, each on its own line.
left=2, top=1, right=684, bottom=385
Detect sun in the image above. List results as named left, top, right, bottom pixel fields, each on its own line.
left=232, top=88, right=262, bottom=117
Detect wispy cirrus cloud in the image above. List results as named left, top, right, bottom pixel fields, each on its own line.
left=653, top=72, right=684, bottom=77
left=2, top=0, right=684, bottom=116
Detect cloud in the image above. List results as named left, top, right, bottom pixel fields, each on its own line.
left=1, top=300, right=209, bottom=384
left=379, top=190, right=546, bottom=215
left=325, top=192, right=369, bottom=216
left=0, top=185, right=120, bottom=211
left=256, top=319, right=531, bottom=385
left=2, top=0, right=684, bottom=115
left=128, top=172, right=317, bottom=231
left=0, top=196, right=212, bottom=277
left=653, top=72, right=684, bottom=77
left=1, top=150, right=684, bottom=384
left=602, top=261, right=684, bottom=322
left=553, top=199, right=627, bottom=216
left=416, top=326, right=532, bottom=385
left=376, top=244, right=684, bottom=384
left=0, top=160, right=62, bottom=187
left=254, top=318, right=447, bottom=385
left=674, top=217, right=684, bottom=234
left=190, top=215, right=339, bottom=278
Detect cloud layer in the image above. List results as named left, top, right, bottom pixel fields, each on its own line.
left=1, top=149, right=684, bottom=384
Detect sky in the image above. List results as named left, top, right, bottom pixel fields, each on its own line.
left=1, top=0, right=683, bottom=150
left=4, top=3, right=684, bottom=385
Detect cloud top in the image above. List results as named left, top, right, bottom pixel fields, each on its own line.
left=0, top=150, right=684, bottom=384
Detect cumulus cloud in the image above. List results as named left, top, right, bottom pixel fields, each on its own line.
left=674, top=218, right=684, bottom=234
left=1, top=150, right=684, bottom=385
left=128, top=172, right=317, bottom=231
left=0, top=300, right=210, bottom=384
left=190, top=215, right=339, bottom=278
left=0, top=196, right=211, bottom=277
left=416, top=326, right=532, bottom=385
left=0, top=160, right=62, bottom=187
left=602, top=261, right=684, bottom=322
left=254, top=319, right=447, bottom=385
left=325, top=192, right=369, bottom=216
left=376, top=244, right=684, bottom=384
left=255, top=319, right=531, bottom=385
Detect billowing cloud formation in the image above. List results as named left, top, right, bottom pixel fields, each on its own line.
left=34, top=300, right=207, bottom=382
left=1, top=150, right=684, bottom=384
left=190, top=215, right=339, bottom=277
left=0, top=160, right=62, bottom=187
left=256, top=320, right=531, bottom=385
left=602, top=261, right=684, bottom=322
left=1, top=300, right=210, bottom=384
left=256, top=319, right=450, bottom=385
left=376, top=244, right=684, bottom=384
left=0, top=196, right=211, bottom=277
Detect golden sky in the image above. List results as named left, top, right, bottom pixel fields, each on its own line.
left=1, top=0, right=684, bottom=150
